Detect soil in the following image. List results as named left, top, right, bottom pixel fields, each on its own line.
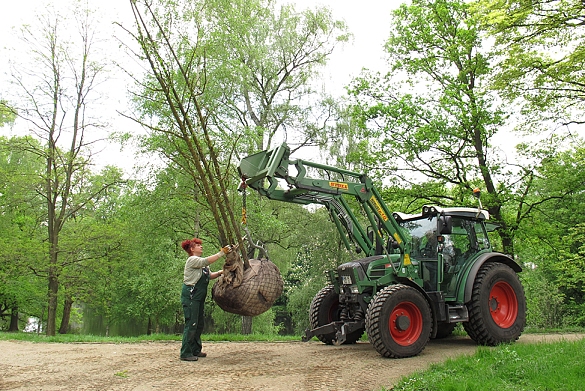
left=1, top=333, right=583, bottom=391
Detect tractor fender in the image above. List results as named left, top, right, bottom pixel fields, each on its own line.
left=463, top=252, right=522, bottom=303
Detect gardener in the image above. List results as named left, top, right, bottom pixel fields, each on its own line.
left=180, top=238, right=232, bottom=361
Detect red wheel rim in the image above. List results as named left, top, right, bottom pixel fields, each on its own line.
left=389, top=302, right=423, bottom=346
left=489, top=281, right=518, bottom=328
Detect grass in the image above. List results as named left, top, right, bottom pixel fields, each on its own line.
left=389, top=338, right=585, bottom=391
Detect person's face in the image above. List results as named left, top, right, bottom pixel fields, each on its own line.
left=190, top=242, right=203, bottom=256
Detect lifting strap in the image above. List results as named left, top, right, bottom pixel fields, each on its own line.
left=240, top=177, right=247, bottom=225
left=239, top=177, right=269, bottom=260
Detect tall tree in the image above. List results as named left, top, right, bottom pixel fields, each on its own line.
left=123, top=0, right=244, bottom=253
left=0, top=137, right=46, bottom=331
left=8, top=6, right=120, bottom=336
left=202, top=0, right=349, bottom=153
left=346, top=0, right=580, bottom=256
left=348, top=0, right=517, bottom=251
left=122, top=0, right=348, bottom=251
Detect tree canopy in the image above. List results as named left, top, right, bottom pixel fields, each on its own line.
left=476, top=0, right=585, bottom=129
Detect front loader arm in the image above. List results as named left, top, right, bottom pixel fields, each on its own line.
left=238, top=143, right=412, bottom=266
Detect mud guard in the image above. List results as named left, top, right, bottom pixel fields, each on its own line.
left=463, top=253, right=522, bottom=303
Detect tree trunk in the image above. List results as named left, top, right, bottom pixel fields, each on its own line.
left=59, top=297, right=73, bottom=334
left=147, top=317, right=153, bottom=335
left=46, top=273, right=59, bottom=336
left=487, top=205, right=515, bottom=257
left=499, top=228, right=515, bottom=258
left=8, top=306, right=19, bottom=332
left=38, top=306, right=45, bottom=335
left=241, top=315, right=252, bottom=335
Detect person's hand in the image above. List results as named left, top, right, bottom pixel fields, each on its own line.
left=221, top=245, right=234, bottom=254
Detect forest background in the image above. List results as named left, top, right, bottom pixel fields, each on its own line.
left=0, top=0, right=584, bottom=338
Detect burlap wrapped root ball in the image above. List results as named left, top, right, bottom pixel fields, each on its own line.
left=212, top=251, right=283, bottom=317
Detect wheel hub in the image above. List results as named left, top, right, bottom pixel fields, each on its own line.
left=490, top=297, right=499, bottom=312
left=395, top=315, right=410, bottom=331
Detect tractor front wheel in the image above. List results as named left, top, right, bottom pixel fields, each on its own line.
left=366, top=284, right=432, bottom=358
left=463, top=262, right=526, bottom=345
left=309, top=285, right=363, bottom=345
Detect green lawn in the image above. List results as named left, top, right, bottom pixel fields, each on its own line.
left=389, top=338, right=585, bottom=391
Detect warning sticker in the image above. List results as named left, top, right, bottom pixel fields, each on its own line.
left=370, top=196, right=388, bottom=221
left=329, top=182, right=349, bottom=190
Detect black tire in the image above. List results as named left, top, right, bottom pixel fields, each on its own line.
left=309, top=285, right=363, bottom=345
left=365, top=284, right=432, bottom=358
left=433, top=323, right=457, bottom=339
left=463, top=262, right=526, bottom=346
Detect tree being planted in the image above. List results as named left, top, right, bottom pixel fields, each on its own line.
left=123, top=0, right=286, bottom=319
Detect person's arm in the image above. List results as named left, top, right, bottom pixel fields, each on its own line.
left=206, top=246, right=234, bottom=264
left=210, top=270, right=223, bottom=280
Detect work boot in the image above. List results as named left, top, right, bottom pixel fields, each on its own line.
left=180, top=356, right=198, bottom=361
left=196, top=352, right=207, bottom=357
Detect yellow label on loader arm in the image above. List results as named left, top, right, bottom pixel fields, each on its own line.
left=370, top=196, right=388, bottom=221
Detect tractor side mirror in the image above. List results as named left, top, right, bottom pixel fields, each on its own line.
left=438, top=215, right=452, bottom=235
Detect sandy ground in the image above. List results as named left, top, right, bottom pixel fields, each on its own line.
left=1, top=333, right=583, bottom=391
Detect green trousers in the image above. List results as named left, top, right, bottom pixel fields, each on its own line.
left=180, top=272, right=209, bottom=359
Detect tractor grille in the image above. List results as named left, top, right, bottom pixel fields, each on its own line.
left=369, top=264, right=387, bottom=278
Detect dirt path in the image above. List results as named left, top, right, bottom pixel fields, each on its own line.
left=1, top=333, right=583, bottom=391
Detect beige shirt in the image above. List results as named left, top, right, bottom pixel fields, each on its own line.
left=183, top=255, right=211, bottom=286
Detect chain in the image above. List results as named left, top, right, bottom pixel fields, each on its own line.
left=240, top=177, right=247, bottom=225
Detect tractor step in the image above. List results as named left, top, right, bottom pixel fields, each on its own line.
left=447, top=304, right=469, bottom=322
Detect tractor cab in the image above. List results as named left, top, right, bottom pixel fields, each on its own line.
left=393, top=206, right=495, bottom=294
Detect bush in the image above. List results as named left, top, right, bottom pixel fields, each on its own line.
left=521, top=268, right=566, bottom=329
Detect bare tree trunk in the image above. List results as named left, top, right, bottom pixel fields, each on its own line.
left=46, top=273, right=59, bottom=336
left=38, top=306, right=45, bottom=335
left=59, top=296, right=73, bottom=334
left=8, top=307, right=19, bottom=332
left=241, top=316, right=252, bottom=335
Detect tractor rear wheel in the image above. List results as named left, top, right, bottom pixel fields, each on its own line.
left=463, top=262, right=526, bottom=345
left=366, top=284, right=432, bottom=358
left=309, top=285, right=363, bottom=345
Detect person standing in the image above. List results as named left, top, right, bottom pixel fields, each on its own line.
left=180, top=238, right=232, bottom=361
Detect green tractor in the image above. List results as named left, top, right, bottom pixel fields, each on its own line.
left=238, top=143, right=526, bottom=358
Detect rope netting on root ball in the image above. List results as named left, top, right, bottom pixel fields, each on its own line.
left=212, top=251, right=283, bottom=317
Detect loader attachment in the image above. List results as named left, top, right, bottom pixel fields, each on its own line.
left=238, top=143, right=411, bottom=264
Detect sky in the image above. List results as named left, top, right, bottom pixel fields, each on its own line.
left=0, top=0, right=403, bottom=174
